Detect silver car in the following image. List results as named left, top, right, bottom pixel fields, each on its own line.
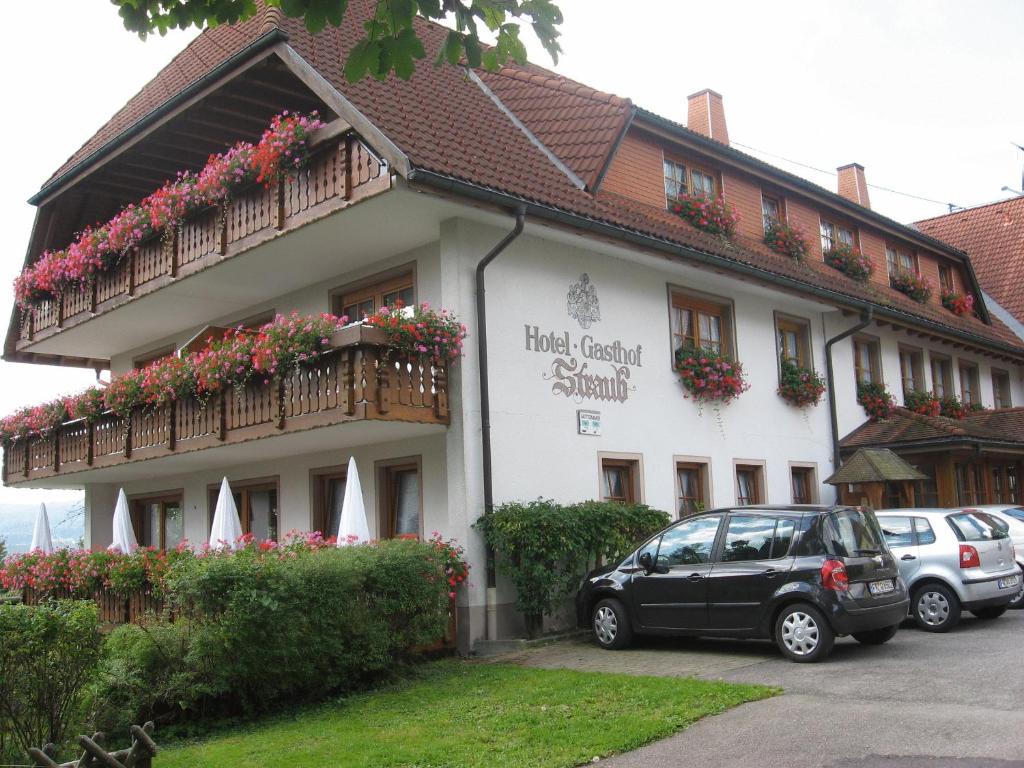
left=876, top=508, right=1021, bottom=632
left=957, top=505, right=1024, bottom=609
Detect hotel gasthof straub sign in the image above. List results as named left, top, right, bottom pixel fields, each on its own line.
left=524, top=274, right=643, bottom=404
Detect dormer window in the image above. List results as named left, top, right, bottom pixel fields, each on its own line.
left=819, top=219, right=855, bottom=255
left=938, top=264, right=955, bottom=294
left=663, top=158, right=716, bottom=204
left=886, top=245, right=917, bottom=284
left=761, top=194, right=782, bottom=232
left=664, top=160, right=687, bottom=201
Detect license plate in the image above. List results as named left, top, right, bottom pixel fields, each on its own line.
left=998, top=575, right=1020, bottom=590
left=868, top=579, right=895, bottom=595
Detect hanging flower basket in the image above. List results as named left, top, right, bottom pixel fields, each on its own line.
left=904, top=389, right=940, bottom=417
left=669, top=194, right=739, bottom=238
left=364, top=302, right=467, bottom=365
left=890, top=269, right=933, bottom=304
left=941, top=290, right=975, bottom=316
left=824, top=242, right=874, bottom=282
left=777, top=358, right=826, bottom=407
left=857, top=381, right=895, bottom=421
left=675, top=344, right=750, bottom=404
left=763, top=221, right=810, bottom=262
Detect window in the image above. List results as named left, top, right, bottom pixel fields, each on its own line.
left=721, top=515, right=775, bottom=561
left=207, top=479, right=279, bottom=541
left=930, top=354, right=952, bottom=399
left=676, top=460, right=709, bottom=517
left=670, top=290, right=732, bottom=357
left=663, top=158, right=716, bottom=203
left=959, top=362, right=980, bottom=406
left=938, top=264, right=955, bottom=294
left=131, top=494, right=184, bottom=550
left=913, top=517, right=936, bottom=545
left=953, top=463, right=985, bottom=506
left=332, top=270, right=414, bottom=321
left=992, top=369, right=1012, bottom=409
left=898, top=347, right=924, bottom=396
left=853, top=335, right=881, bottom=385
left=776, top=315, right=811, bottom=368
left=311, top=466, right=347, bottom=538
left=947, top=511, right=1008, bottom=542
left=879, top=516, right=914, bottom=549
left=654, top=515, right=723, bottom=567
left=790, top=466, right=816, bottom=504
left=735, top=463, right=764, bottom=506
left=990, top=464, right=1021, bottom=504
left=761, top=194, right=782, bottom=231
left=379, top=459, right=422, bottom=538
left=886, top=245, right=917, bottom=285
left=915, top=463, right=940, bottom=507
left=601, top=457, right=640, bottom=504
left=819, top=219, right=855, bottom=255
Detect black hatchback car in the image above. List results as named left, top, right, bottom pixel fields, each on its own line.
left=576, top=505, right=910, bottom=662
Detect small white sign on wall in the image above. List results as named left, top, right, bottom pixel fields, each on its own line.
left=577, top=409, right=601, bottom=436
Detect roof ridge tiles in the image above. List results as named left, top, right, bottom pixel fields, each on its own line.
left=490, top=65, right=631, bottom=107
left=915, top=195, right=1024, bottom=226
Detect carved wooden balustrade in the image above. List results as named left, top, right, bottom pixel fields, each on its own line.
left=16, top=126, right=390, bottom=348
left=3, top=326, right=449, bottom=484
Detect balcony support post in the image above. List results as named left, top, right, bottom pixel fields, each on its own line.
left=217, top=206, right=228, bottom=255
left=167, top=401, right=177, bottom=451
left=376, top=353, right=390, bottom=415
left=434, top=365, right=449, bottom=421
left=24, top=440, right=30, bottom=479
left=343, top=136, right=352, bottom=201
left=166, top=229, right=179, bottom=278
left=274, top=377, right=285, bottom=429
left=124, top=417, right=133, bottom=459
left=90, top=280, right=98, bottom=314
left=52, top=432, right=60, bottom=474
left=127, top=249, right=137, bottom=297
left=217, top=392, right=226, bottom=441
left=56, top=293, right=65, bottom=330
left=26, top=307, right=35, bottom=341
left=86, top=422, right=94, bottom=466
left=342, top=349, right=355, bottom=416
left=274, top=179, right=286, bottom=230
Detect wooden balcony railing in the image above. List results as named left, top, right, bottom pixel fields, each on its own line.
left=16, top=126, right=390, bottom=349
left=3, top=326, right=449, bottom=485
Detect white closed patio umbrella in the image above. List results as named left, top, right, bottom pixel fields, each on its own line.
left=30, top=503, right=54, bottom=554
left=209, top=476, right=243, bottom=550
left=337, top=457, right=370, bottom=546
left=110, top=488, right=138, bottom=553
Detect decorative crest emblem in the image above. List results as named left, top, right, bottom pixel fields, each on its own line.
left=567, top=273, right=600, bottom=329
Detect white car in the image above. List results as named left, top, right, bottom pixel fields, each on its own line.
left=956, top=505, right=1024, bottom=609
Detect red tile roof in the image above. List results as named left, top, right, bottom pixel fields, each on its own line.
left=916, top=197, right=1024, bottom=324
left=31, top=1, right=1024, bottom=355
left=840, top=406, right=1024, bottom=449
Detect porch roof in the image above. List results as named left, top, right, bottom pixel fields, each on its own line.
left=839, top=407, right=1024, bottom=453
left=824, top=448, right=928, bottom=485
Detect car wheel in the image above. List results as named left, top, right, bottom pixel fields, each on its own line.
left=1008, top=580, right=1024, bottom=610
left=970, top=606, right=1008, bottom=620
left=852, top=624, right=899, bottom=645
left=912, top=583, right=961, bottom=633
left=591, top=598, right=633, bottom=650
left=774, top=603, right=834, bottom=663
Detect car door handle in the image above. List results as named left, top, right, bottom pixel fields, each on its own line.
left=901, top=554, right=917, bottom=561
left=761, top=568, right=780, bottom=577
left=686, top=572, right=705, bottom=581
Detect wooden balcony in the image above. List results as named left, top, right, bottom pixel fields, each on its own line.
left=2, top=326, right=449, bottom=485
left=14, top=126, right=390, bottom=353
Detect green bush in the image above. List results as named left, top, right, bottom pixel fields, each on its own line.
left=476, top=500, right=669, bottom=636
left=95, top=540, right=453, bottom=729
left=0, top=600, right=102, bottom=762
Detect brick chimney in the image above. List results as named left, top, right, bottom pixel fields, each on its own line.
left=837, top=163, right=871, bottom=209
left=687, top=89, right=729, bottom=145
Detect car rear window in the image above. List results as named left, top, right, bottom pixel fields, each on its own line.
left=946, top=512, right=1009, bottom=541
left=824, top=508, right=885, bottom=557
left=1002, top=507, right=1024, bottom=523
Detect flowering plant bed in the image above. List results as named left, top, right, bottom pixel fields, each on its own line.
left=939, top=396, right=971, bottom=420
left=857, top=381, right=895, bottom=421
left=763, top=220, right=809, bottom=262
left=364, top=302, right=467, bottom=364
left=824, top=242, right=874, bottom=282
left=890, top=269, right=932, bottom=304
left=0, top=401, right=67, bottom=444
left=428, top=533, right=470, bottom=599
left=941, top=289, right=975, bottom=316
left=777, top=357, right=826, bottom=407
left=669, top=193, right=739, bottom=238
left=904, top=389, right=940, bottom=417
left=14, top=112, right=324, bottom=309
left=675, top=343, right=750, bottom=405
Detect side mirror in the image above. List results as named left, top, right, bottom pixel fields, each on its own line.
left=638, top=552, right=654, bottom=573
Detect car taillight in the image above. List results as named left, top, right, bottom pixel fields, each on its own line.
left=959, top=544, right=980, bottom=569
left=821, top=559, right=849, bottom=591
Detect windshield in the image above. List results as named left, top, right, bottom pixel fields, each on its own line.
left=824, top=508, right=885, bottom=557
left=947, top=512, right=1009, bottom=541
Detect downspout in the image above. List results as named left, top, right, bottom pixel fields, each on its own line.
left=825, top=308, right=874, bottom=473
left=476, top=207, right=527, bottom=641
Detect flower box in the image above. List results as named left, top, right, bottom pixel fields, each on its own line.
left=763, top=221, right=810, bottom=262
left=890, top=269, right=933, bottom=304
left=669, top=194, right=739, bottom=238
left=824, top=242, right=874, bottom=282
left=904, top=389, right=940, bottom=417
left=675, top=344, right=749, bottom=404
left=939, top=396, right=970, bottom=420
left=941, top=290, right=975, bottom=316
left=857, top=381, right=895, bottom=421
left=777, top=358, right=826, bottom=407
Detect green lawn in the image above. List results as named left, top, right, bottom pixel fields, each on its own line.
left=157, top=661, right=775, bottom=768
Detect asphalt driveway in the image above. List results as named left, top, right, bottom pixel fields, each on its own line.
left=500, top=610, right=1024, bottom=767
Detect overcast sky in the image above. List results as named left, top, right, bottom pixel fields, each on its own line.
left=1, top=0, right=1022, bottom=504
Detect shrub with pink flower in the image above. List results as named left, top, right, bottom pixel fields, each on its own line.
left=941, top=290, right=975, bottom=316
left=428, top=532, right=470, bottom=599
left=251, top=111, right=324, bottom=185
left=890, top=269, right=933, bottom=304
left=63, top=387, right=106, bottom=422
left=675, top=343, right=750, bottom=404
left=763, top=220, right=810, bottom=262
left=251, top=312, right=347, bottom=378
left=857, top=381, right=896, bottom=421
left=825, top=242, right=874, bottom=282
left=0, top=401, right=67, bottom=444
left=904, top=389, right=941, bottom=417
left=777, top=357, right=826, bottom=408
left=669, top=193, right=739, bottom=238
left=140, top=355, right=194, bottom=407
left=191, top=328, right=259, bottom=397
left=364, top=301, right=467, bottom=364
left=103, top=368, right=146, bottom=417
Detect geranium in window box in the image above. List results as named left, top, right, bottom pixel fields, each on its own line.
left=364, top=301, right=467, bottom=365
left=939, top=396, right=970, bottom=420
left=903, top=389, right=940, bottom=417
left=764, top=221, right=810, bottom=262
left=890, top=269, right=933, bottom=304
left=824, top=242, right=874, bottom=282
left=777, top=357, right=826, bottom=408
left=675, top=343, right=750, bottom=404
left=669, top=194, right=739, bottom=238
left=940, top=290, right=975, bottom=316
left=856, top=381, right=895, bottom=421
